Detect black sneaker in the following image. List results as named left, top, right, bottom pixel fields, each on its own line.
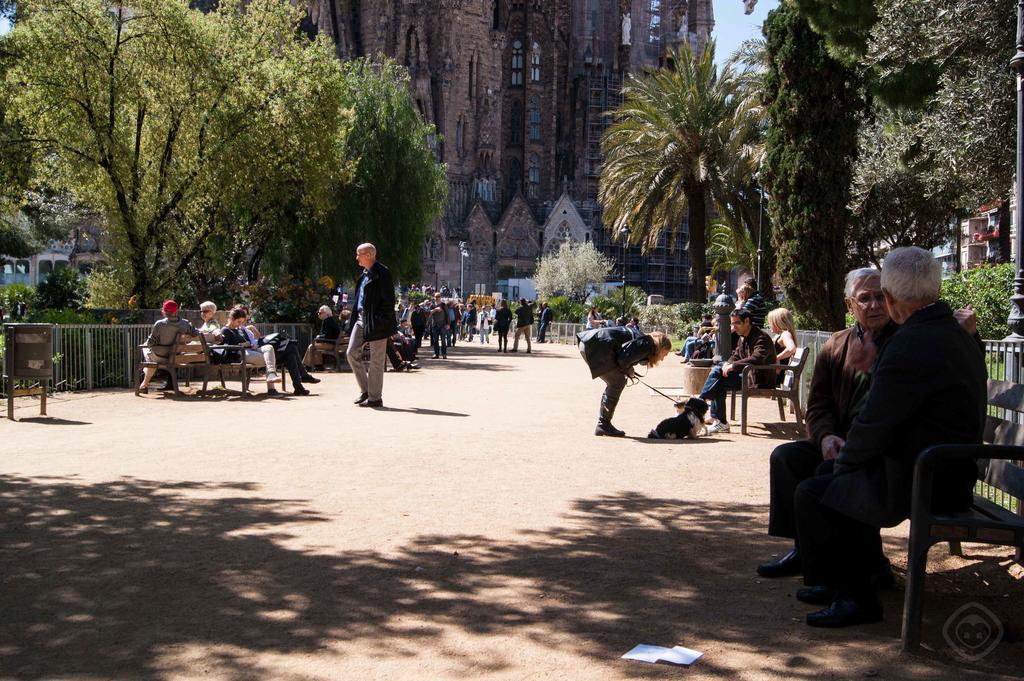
left=301, top=375, right=321, bottom=384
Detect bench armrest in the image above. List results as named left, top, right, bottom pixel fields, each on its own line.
left=911, top=444, right=1023, bottom=522
left=741, top=363, right=793, bottom=374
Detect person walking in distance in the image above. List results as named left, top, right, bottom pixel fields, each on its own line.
left=511, top=298, right=534, bottom=353
left=347, top=243, right=397, bottom=408
left=428, top=293, right=449, bottom=359
left=494, top=300, right=513, bottom=352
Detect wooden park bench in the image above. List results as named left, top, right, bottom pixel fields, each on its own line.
left=135, top=333, right=214, bottom=396
left=208, top=342, right=288, bottom=394
left=309, top=333, right=349, bottom=372
left=901, top=378, right=1024, bottom=651
left=730, top=347, right=809, bottom=435
left=136, top=334, right=287, bottom=396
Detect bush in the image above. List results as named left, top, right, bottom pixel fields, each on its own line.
left=241, top=276, right=337, bottom=326
left=0, top=283, right=37, bottom=318
left=85, top=267, right=135, bottom=309
left=25, top=308, right=102, bottom=324
left=408, top=291, right=430, bottom=306
left=35, top=268, right=87, bottom=310
left=638, top=304, right=683, bottom=335
left=941, top=263, right=1014, bottom=340
left=545, top=295, right=588, bottom=324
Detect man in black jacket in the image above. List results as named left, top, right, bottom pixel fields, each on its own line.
left=794, top=247, right=986, bottom=627
left=511, top=298, right=534, bottom=353
left=347, top=243, right=397, bottom=408
left=698, top=308, right=777, bottom=433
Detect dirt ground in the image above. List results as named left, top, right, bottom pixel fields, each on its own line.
left=2, top=341, right=1022, bottom=681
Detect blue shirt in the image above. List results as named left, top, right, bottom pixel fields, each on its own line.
left=356, top=271, right=369, bottom=313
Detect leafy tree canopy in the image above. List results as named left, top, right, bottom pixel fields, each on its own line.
left=2, top=0, right=351, bottom=307
left=533, top=241, right=614, bottom=304
left=284, top=58, right=447, bottom=284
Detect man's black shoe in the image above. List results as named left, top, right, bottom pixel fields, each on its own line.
left=353, top=392, right=368, bottom=404
left=796, top=585, right=835, bottom=606
left=806, top=594, right=883, bottom=628
left=872, top=557, right=895, bottom=589
left=359, top=399, right=383, bottom=408
left=301, top=375, right=321, bottom=384
left=293, top=386, right=310, bottom=396
left=756, top=548, right=802, bottom=578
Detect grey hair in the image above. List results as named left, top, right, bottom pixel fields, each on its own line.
left=356, top=242, right=377, bottom=255
left=844, top=268, right=880, bottom=298
left=199, top=301, right=217, bottom=313
left=881, top=247, right=941, bottom=303
left=318, top=305, right=332, bottom=316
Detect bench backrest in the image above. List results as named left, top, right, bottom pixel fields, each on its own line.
left=981, top=378, right=1024, bottom=510
left=171, top=334, right=211, bottom=367
left=779, top=347, right=809, bottom=392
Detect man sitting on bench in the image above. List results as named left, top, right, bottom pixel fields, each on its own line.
left=792, top=247, right=986, bottom=627
left=303, top=304, right=342, bottom=370
left=697, top=308, right=776, bottom=434
left=138, top=299, right=198, bottom=393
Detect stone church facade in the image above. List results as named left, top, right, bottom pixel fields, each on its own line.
left=303, top=0, right=715, bottom=300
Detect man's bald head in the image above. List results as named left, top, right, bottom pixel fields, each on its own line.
left=356, top=243, right=377, bottom=269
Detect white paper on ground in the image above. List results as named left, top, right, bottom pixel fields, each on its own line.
left=621, top=644, right=703, bottom=666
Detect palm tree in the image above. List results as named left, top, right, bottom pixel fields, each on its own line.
left=599, top=41, right=759, bottom=302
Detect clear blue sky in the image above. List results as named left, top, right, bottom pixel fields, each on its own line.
left=714, top=0, right=779, bottom=65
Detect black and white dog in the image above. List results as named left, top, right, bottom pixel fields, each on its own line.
left=647, top=397, right=709, bottom=439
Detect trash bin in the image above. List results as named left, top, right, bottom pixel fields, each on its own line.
left=3, top=323, right=53, bottom=420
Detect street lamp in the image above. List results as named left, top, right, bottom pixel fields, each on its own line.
left=756, top=182, right=764, bottom=294
left=459, top=241, right=469, bottom=300
left=1008, top=0, right=1024, bottom=338
left=620, top=226, right=631, bottom=318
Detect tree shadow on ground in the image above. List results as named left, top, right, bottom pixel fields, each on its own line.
left=2, top=478, right=1020, bottom=679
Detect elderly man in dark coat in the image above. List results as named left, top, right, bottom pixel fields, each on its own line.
left=347, top=243, right=397, bottom=408
left=794, top=247, right=986, bottom=627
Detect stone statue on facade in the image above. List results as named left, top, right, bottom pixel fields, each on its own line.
left=621, top=12, right=631, bottom=46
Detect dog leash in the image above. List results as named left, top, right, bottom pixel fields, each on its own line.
left=634, top=378, right=681, bottom=404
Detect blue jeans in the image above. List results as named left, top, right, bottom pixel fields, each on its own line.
left=699, top=365, right=742, bottom=422
left=430, top=326, right=447, bottom=357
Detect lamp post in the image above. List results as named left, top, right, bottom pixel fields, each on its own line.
left=459, top=241, right=468, bottom=300
left=620, top=226, right=630, bottom=318
left=1007, top=0, right=1024, bottom=339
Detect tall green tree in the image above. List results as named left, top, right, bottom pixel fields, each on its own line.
left=849, top=114, right=959, bottom=268
left=599, top=42, right=757, bottom=302
left=2, top=0, right=349, bottom=306
left=289, top=58, right=448, bottom=284
left=763, top=1, right=864, bottom=329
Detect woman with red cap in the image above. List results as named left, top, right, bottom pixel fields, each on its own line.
left=138, top=300, right=199, bottom=393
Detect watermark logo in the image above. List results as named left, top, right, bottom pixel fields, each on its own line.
left=942, top=602, right=1003, bottom=661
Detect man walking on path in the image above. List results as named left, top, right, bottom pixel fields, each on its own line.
left=536, top=302, right=553, bottom=343
left=347, top=243, right=396, bottom=408
left=511, top=298, right=534, bottom=353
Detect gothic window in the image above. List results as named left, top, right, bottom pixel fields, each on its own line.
left=508, top=158, right=521, bottom=196
left=529, top=96, right=541, bottom=140
left=510, top=100, right=522, bottom=144
left=456, top=118, right=465, bottom=158
left=511, top=40, right=523, bottom=86
left=531, top=45, right=541, bottom=82
left=468, top=57, right=475, bottom=99
left=648, top=0, right=662, bottom=45
left=527, top=154, right=540, bottom=198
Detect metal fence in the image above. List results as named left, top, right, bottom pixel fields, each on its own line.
left=2, top=323, right=313, bottom=395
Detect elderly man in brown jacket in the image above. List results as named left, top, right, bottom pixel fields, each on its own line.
left=755, top=268, right=895, bottom=581
left=698, top=307, right=776, bottom=434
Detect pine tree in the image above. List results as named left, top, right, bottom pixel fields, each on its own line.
left=762, top=2, right=864, bottom=329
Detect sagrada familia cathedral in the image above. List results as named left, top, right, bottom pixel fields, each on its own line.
left=303, top=0, right=717, bottom=299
